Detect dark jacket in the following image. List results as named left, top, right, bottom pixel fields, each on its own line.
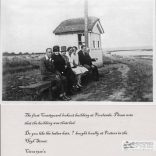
left=52, top=54, right=66, bottom=74
left=78, top=50, right=93, bottom=66
left=40, top=56, right=56, bottom=80
left=61, top=54, right=71, bottom=67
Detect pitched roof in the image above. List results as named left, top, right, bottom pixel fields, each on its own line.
left=53, top=16, right=103, bottom=35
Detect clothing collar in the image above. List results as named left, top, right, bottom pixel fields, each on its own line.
left=66, top=53, right=71, bottom=58
left=45, top=55, right=52, bottom=61
left=82, top=50, right=85, bottom=55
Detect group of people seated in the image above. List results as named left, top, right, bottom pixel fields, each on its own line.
left=40, top=45, right=99, bottom=101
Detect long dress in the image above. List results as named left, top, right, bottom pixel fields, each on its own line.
left=71, top=53, right=88, bottom=73
left=66, top=53, right=82, bottom=75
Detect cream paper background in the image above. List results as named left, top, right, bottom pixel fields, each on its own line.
left=1, top=0, right=156, bottom=155
left=1, top=104, right=156, bottom=156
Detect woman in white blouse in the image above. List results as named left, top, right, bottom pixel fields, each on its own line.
left=72, top=46, right=88, bottom=73
left=66, top=47, right=88, bottom=87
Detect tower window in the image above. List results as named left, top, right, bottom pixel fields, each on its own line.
left=78, top=34, right=85, bottom=48
left=93, top=41, right=95, bottom=48
left=98, top=41, right=100, bottom=48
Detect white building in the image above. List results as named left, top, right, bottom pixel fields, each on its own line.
left=53, top=16, right=104, bottom=66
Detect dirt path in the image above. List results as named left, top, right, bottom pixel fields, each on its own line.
left=71, top=63, right=130, bottom=101
left=71, top=55, right=153, bottom=102
left=107, top=64, right=130, bottom=101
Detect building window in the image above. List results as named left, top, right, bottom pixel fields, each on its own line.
left=93, top=41, right=95, bottom=48
left=78, top=34, right=85, bottom=48
left=98, top=41, right=100, bottom=48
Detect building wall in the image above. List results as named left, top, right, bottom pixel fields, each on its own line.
left=54, top=29, right=103, bottom=67
left=88, top=21, right=103, bottom=66
left=89, top=33, right=101, bottom=49
left=54, top=34, right=78, bottom=47
left=90, top=49, right=103, bottom=67
left=88, top=33, right=103, bottom=67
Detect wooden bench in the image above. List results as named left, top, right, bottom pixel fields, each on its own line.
left=19, top=59, right=98, bottom=100
left=19, top=81, right=55, bottom=100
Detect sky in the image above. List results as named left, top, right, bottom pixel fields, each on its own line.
left=1, top=0, right=154, bottom=53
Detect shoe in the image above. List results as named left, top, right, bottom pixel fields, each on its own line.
left=59, top=95, right=69, bottom=101
left=76, top=85, right=80, bottom=89
left=77, top=84, right=83, bottom=88
left=64, top=95, right=71, bottom=101
left=75, top=85, right=81, bottom=91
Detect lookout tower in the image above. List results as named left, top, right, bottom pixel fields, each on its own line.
left=53, top=16, right=104, bottom=66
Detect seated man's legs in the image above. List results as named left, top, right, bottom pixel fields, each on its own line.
left=83, top=64, right=99, bottom=81
left=83, top=64, right=91, bottom=71
left=60, top=75, right=68, bottom=94
left=65, top=67, right=77, bottom=94
left=50, top=76, right=63, bottom=97
left=91, top=65, right=99, bottom=81
left=51, top=75, right=70, bottom=100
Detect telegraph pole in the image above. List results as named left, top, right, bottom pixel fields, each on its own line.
left=84, top=0, right=88, bottom=47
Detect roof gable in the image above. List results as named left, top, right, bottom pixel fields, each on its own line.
left=92, top=21, right=104, bottom=34
left=53, top=17, right=104, bottom=35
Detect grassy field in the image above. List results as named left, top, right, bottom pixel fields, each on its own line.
left=2, top=50, right=153, bottom=101
left=3, top=54, right=43, bottom=100
left=3, top=54, right=44, bottom=74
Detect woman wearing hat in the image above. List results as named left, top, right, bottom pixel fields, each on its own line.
left=52, top=45, right=75, bottom=96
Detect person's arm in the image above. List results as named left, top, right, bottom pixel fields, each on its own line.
left=65, top=56, right=71, bottom=67
left=76, top=54, right=82, bottom=66
left=78, top=52, right=84, bottom=65
left=88, top=54, right=98, bottom=65
left=52, top=60, right=61, bottom=77
left=55, top=70, right=61, bottom=79
left=73, top=59, right=77, bottom=67
left=91, top=58, right=96, bottom=62
left=61, top=55, right=66, bottom=66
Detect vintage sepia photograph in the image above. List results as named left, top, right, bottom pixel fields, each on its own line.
left=1, top=0, right=154, bottom=101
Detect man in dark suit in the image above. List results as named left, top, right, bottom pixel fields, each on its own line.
left=40, top=48, right=70, bottom=100
left=78, top=45, right=99, bottom=81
